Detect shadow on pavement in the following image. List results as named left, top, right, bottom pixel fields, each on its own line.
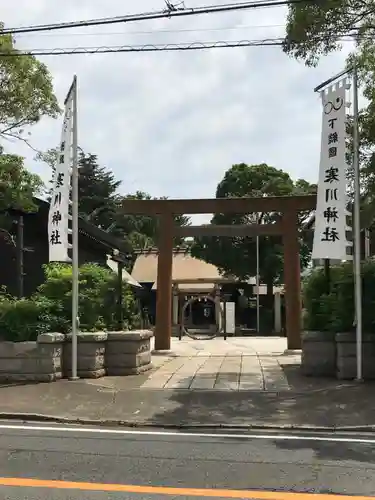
left=1, top=361, right=375, bottom=429
left=145, top=372, right=375, bottom=428
left=275, top=436, right=375, bottom=463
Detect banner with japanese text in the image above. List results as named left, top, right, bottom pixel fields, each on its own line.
left=48, top=81, right=75, bottom=262
left=312, top=78, right=352, bottom=261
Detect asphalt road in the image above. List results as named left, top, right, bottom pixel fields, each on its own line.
left=0, top=422, right=375, bottom=499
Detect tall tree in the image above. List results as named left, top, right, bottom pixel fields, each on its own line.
left=0, top=26, right=60, bottom=145
left=36, top=150, right=191, bottom=252
left=114, top=191, right=191, bottom=249
left=282, top=0, right=375, bottom=226
left=77, top=151, right=121, bottom=230
left=36, top=148, right=121, bottom=230
left=190, top=163, right=316, bottom=296
left=0, top=151, right=43, bottom=242
left=0, top=151, right=43, bottom=213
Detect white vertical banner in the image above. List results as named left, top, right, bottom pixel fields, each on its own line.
left=48, top=85, right=74, bottom=262
left=312, top=78, right=352, bottom=260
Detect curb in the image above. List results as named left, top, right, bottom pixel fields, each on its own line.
left=0, top=413, right=374, bottom=433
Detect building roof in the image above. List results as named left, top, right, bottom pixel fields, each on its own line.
left=131, top=248, right=223, bottom=292
left=32, top=197, right=131, bottom=254
left=106, top=255, right=142, bottom=288
left=131, top=247, right=283, bottom=294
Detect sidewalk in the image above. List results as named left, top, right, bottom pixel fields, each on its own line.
left=145, top=336, right=297, bottom=391
left=1, top=337, right=374, bottom=429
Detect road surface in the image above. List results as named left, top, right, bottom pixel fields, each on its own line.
left=0, top=421, right=374, bottom=499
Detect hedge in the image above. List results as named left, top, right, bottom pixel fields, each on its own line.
left=0, top=263, right=140, bottom=341
left=302, top=259, right=375, bottom=333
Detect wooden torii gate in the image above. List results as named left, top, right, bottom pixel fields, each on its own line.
left=122, top=195, right=316, bottom=351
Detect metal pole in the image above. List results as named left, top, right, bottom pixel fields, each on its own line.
left=364, top=228, right=370, bottom=258
left=352, top=64, right=363, bottom=381
left=71, top=75, right=79, bottom=380
left=324, top=258, right=330, bottom=294
left=314, top=67, right=352, bottom=93
left=256, top=235, right=260, bottom=334
left=117, top=260, right=124, bottom=330
left=16, top=214, right=24, bottom=298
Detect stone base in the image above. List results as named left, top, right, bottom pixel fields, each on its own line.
left=301, top=330, right=336, bottom=377
left=336, top=332, right=375, bottom=380
left=0, top=330, right=155, bottom=382
left=64, top=332, right=107, bottom=379
left=0, top=333, right=64, bottom=383
left=105, top=330, right=153, bottom=375
left=65, top=368, right=107, bottom=379
left=106, top=363, right=153, bottom=376
left=0, top=372, right=62, bottom=383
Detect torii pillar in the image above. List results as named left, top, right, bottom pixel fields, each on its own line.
left=155, top=212, right=174, bottom=350
left=282, top=209, right=302, bottom=350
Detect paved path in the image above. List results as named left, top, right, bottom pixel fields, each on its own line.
left=1, top=336, right=374, bottom=429
left=143, top=337, right=300, bottom=391
left=1, top=422, right=375, bottom=498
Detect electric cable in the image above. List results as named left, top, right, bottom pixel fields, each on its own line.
left=0, top=0, right=315, bottom=35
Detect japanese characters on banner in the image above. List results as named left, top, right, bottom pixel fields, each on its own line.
left=48, top=88, right=74, bottom=262
left=312, top=78, right=352, bottom=261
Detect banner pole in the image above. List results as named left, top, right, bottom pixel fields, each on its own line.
left=71, top=75, right=79, bottom=381
left=352, top=64, right=362, bottom=382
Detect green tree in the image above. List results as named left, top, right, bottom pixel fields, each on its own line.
left=0, top=27, right=60, bottom=144
left=190, top=163, right=315, bottom=296
left=114, top=191, right=191, bottom=250
left=0, top=152, right=43, bottom=213
left=0, top=151, right=44, bottom=242
left=36, top=148, right=121, bottom=230
left=77, top=151, right=121, bottom=230
left=36, top=150, right=191, bottom=252
left=282, top=0, right=375, bottom=227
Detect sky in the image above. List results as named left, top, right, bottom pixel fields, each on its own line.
left=1, top=0, right=352, bottom=224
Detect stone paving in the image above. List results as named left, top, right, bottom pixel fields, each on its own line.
left=140, top=336, right=300, bottom=391
left=2, top=335, right=372, bottom=428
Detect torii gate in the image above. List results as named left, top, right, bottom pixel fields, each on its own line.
left=122, top=195, right=316, bottom=351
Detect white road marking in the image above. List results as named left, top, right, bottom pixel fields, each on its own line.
left=0, top=423, right=374, bottom=444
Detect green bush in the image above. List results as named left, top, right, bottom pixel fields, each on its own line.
left=303, top=259, right=375, bottom=333
left=35, top=262, right=139, bottom=332
left=0, top=285, right=13, bottom=303
left=0, top=296, right=61, bottom=341
left=0, top=262, right=140, bottom=342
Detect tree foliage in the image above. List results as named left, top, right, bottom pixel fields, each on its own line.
left=0, top=151, right=44, bottom=244
left=0, top=263, right=140, bottom=341
left=283, top=0, right=375, bottom=226
left=77, top=151, right=121, bottom=230
left=303, top=259, right=375, bottom=333
left=114, top=191, right=190, bottom=250
left=0, top=151, right=43, bottom=214
left=0, top=27, right=60, bottom=143
left=36, top=148, right=191, bottom=252
left=191, top=163, right=316, bottom=294
left=283, top=0, right=372, bottom=67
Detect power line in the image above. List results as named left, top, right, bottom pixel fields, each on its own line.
left=14, top=23, right=285, bottom=39
left=0, top=35, right=363, bottom=57
left=0, top=0, right=309, bottom=35
left=0, top=40, right=285, bottom=56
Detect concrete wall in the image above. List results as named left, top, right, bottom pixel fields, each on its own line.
left=301, top=331, right=336, bottom=377
left=336, top=332, right=375, bottom=380
left=0, top=330, right=153, bottom=383
left=0, top=333, right=64, bottom=382
left=301, top=330, right=375, bottom=380
left=64, top=332, right=107, bottom=379
left=106, top=330, right=153, bottom=375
